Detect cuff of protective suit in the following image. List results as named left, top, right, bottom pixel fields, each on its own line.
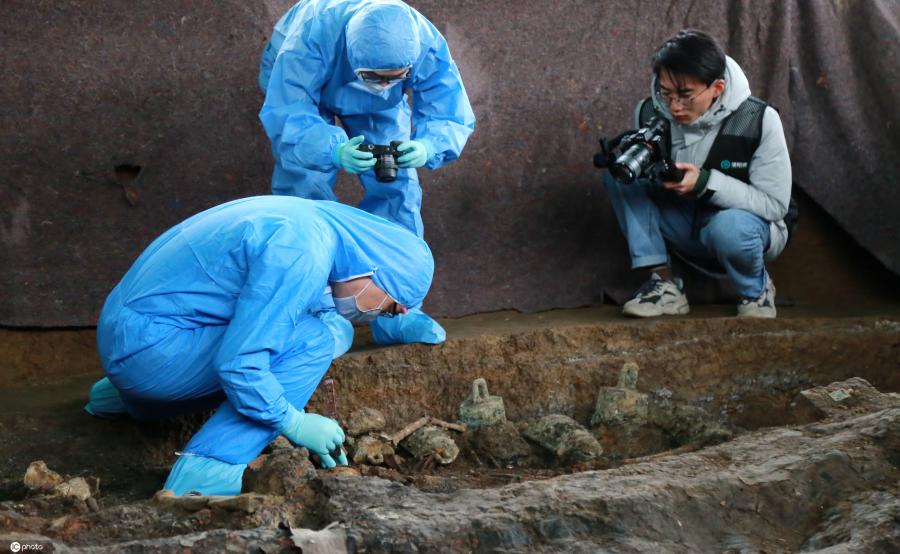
left=279, top=405, right=304, bottom=433
left=694, top=168, right=711, bottom=198
left=330, top=142, right=343, bottom=169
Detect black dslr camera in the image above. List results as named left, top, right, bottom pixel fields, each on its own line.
left=594, top=117, right=685, bottom=184
left=359, top=141, right=404, bottom=182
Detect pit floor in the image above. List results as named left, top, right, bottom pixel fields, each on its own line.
left=2, top=304, right=899, bottom=507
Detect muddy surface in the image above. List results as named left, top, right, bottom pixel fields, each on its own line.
left=0, top=310, right=898, bottom=552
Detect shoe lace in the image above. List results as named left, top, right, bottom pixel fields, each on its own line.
left=741, top=287, right=768, bottom=306
left=635, top=277, right=665, bottom=297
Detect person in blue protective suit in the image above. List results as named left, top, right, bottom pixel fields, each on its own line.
left=85, top=196, right=434, bottom=496
left=258, top=0, right=475, bottom=348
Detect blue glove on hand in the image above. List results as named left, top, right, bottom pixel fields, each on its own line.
left=332, top=135, right=377, bottom=174
left=396, top=140, right=430, bottom=168
left=280, top=407, right=348, bottom=468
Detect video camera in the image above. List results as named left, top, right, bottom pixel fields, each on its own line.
left=359, top=141, right=404, bottom=183
left=593, top=116, right=685, bottom=184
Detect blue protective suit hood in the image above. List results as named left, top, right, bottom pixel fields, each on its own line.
left=345, top=1, right=420, bottom=70
left=315, top=201, right=433, bottom=309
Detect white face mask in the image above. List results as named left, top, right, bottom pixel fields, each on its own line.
left=333, top=280, right=389, bottom=323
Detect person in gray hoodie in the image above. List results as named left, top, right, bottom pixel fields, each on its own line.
left=603, top=29, right=792, bottom=318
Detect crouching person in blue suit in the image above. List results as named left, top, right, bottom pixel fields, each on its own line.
left=85, top=196, right=434, bottom=496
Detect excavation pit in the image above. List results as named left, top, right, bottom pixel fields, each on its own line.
left=0, top=308, right=898, bottom=552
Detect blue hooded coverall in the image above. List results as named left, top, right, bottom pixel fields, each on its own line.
left=90, top=197, right=434, bottom=495
left=258, top=0, right=475, bottom=347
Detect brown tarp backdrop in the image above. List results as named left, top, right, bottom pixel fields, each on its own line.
left=1, top=0, right=898, bottom=326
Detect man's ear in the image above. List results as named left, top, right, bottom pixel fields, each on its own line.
left=713, top=78, right=726, bottom=96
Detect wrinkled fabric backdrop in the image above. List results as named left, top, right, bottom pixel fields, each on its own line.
left=1, top=0, right=898, bottom=326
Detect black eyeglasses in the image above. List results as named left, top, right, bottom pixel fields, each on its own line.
left=356, top=68, right=410, bottom=84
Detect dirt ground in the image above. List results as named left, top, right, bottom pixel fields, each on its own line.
left=0, top=307, right=898, bottom=552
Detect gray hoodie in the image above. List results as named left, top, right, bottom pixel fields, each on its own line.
left=642, top=56, right=792, bottom=260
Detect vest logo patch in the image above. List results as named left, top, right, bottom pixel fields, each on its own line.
left=720, top=160, right=748, bottom=170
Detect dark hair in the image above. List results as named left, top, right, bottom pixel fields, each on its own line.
left=653, top=29, right=726, bottom=88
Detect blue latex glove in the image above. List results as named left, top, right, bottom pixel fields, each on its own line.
left=280, top=407, right=348, bottom=468
left=332, top=135, right=376, bottom=174
left=396, top=140, right=430, bottom=168
left=370, top=307, right=446, bottom=345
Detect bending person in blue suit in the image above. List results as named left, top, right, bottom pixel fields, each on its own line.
left=258, top=0, right=476, bottom=347
left=86, top=196, right=434, bottom=496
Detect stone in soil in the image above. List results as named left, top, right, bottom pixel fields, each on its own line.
left=23, top=461, right=64, bottom=492
left=468, top=419, right=533, bottom=467
left=242, top=446, right=316, bottom=499
left=344, top=407, right=387, bottom=437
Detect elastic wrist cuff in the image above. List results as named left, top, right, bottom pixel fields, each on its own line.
left=695, top=168, right=711, bottom=196
left=331, top=142, right=343, bottom=168
left=280, top=405, right=303, bottom=432
left=417, top=138, right=435, bottom=162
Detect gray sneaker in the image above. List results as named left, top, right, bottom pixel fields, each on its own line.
left=737, top=276, right=776, bottom=319
left=622, top=273, right=690, bottom=318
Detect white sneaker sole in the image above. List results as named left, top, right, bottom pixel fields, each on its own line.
left=737, top=307, right=777, bottom=319
left=737, top=280, right=776, bottom=318
left=623, top=298, right=690, bottom=318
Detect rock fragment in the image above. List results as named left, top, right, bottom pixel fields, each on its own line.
left=793, top=377, right=891, bottom=419
left=23, top=461, right=64, bottom=491
left=243, top=447, right=316, bottom=498
left=53, top=477, right=92, bottom=501
left=345, top=408, right=387, bottom=437
left=469, top=420, right=532, bottom=467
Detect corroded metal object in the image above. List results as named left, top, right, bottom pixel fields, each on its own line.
left=618, top=361, right=640, bottom=390
left=351, top=435, right=395, bottom=466
left=323, top=376, right=339, bottom=421
left=523, top=414, right=603, bottom=463
left=470, top=419, right=532, bottom=467
left=458, top=378, right=506, bottom=430
left=402, top=426, right=459, bottom=465
left=591, top=362, right=649, bottom=428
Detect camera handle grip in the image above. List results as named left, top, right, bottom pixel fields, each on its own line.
left=656, top=160, right=685, bottom=183
left=593, top=137, right=615, bottom=169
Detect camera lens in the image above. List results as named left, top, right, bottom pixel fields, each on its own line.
left=611, top=144, right=653, bottom=184
left=610, top=162, right=637, bottom=183
left=375, top=153, right=398, bottom=182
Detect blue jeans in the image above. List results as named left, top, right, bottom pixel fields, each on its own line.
left=603, top=173, right=771, bottom=299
